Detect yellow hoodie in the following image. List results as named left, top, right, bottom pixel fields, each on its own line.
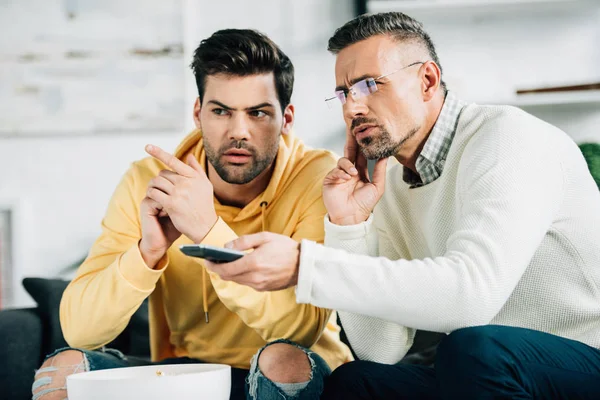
left=60, top=129, right=352, bottom=370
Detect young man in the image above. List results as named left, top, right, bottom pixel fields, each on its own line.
left=206, top=13, right=600, bottom=399
left=32, top=29, right=351, bottom=400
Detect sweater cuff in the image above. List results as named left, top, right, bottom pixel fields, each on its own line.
left=118, top=243, right=168, bottom=292
left=200, top=217, right=237, bottom=247
left=296, top=239, right=320, bottom=304
left=324, top=214, right=373, bottom=241
left=194, top=217, right=238, bottom=274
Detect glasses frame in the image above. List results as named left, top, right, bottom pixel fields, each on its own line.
left=325, top=61, right=426, bottom=106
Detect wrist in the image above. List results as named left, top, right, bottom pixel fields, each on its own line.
left=139, top=241, right=166, bottom=269
left=190, top=214, right=219, bottom=244
left=329, top=214, right=368, bottom=226
left=291, top=241, right=301, bottom=286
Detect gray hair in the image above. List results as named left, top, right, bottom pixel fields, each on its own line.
left=328, top=12, right=446, bottom=92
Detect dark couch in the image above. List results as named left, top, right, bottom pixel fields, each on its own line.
left=0, top=278, right=150, bottom=400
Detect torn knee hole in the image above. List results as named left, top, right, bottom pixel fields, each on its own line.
left=32, top=353, right=89, bottom=399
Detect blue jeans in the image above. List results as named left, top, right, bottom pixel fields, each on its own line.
left=322, top=325, right=600, bottom=399
left=36, top=339, right=330, bottom=400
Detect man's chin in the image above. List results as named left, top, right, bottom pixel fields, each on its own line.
left=360, top=146, right=390, bottom=160
left=221, top=172, right=251, bottom=185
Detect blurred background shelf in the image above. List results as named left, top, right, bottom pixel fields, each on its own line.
left=368, top=0, right=599, bottom=18
left=498, top=90, right=600, bottom=108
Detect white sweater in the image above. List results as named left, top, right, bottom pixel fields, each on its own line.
left=297, top=104, right=600, bottom=364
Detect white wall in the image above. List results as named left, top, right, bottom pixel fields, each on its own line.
left=0, top=0, right=185, bottom=134
left=0, top=133, right=184, bottom=307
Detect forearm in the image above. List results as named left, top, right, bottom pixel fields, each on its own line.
left=297, top=214, right=379, bottom=302
left=299, top=215, right=414, bottom=362
left=298, top=242, right=487, bottom=332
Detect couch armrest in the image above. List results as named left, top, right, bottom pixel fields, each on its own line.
left=0, top=308, right=44, bottom=400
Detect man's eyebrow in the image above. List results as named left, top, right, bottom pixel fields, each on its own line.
left=245, top=102, right=274, bottom=111
left=335, top=74, right=373, bottom=92
left=205, top=100, right=275, bottom=111
left=207, top=100, right=234, bottom=110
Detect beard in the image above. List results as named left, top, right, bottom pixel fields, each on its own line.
left=352, top=117, right=418, bottom=160
left=204, top=139, right=279, bottom=185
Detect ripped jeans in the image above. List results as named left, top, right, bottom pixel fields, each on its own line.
left=33, top=339, right=331, bottom=400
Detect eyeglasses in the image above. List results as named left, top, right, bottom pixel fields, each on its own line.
left=325, top=61, right=425, bottom=107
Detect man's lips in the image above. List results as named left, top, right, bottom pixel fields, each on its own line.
left=353, top=125, right=377, bottom=142
left=224, top=149, right=251, bottom=156
left=222, top=149, right=252, bottom=163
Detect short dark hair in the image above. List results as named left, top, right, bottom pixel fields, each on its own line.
left=328, top=12, right=446, bottom=92
left=190, top=29, right=294, bottom=112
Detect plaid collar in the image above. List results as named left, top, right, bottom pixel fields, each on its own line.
left=403, top=91, right=466, bottom=188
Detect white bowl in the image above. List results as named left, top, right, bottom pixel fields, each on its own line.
left=67, top=363, right=231, bottom=400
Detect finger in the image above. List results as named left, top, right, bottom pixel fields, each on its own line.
left=146, top=186, right=170, bottom=206
left=324, top=168, right=348, bottom=185
left=148, top=176, right=174, bottom=195
left=204, top=257, right=251, bottom=279
left=142, top=197, right=164, bottom=216
left=355, top=152, right=369, bottom=182
left=337, top=157, right=358, bottom=175
left=372, top=157, right=389, bottom=191
left=203, top=259, right=228, bottom=278
left=186, top=154, right=210, bottom=183
left=344, top=127, right=359, bottom=163
left=330, top=168, right=352, bottom=181
left=145, top=145, right=195, bottom=177
left=158, top=169, right=181, bottom=184
left=225, top=232, right=271, bottom=251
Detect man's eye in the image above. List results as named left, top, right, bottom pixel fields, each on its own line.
left=212, top=108, right=229, bottom=116
left=250, top=110, right=267, bottom=118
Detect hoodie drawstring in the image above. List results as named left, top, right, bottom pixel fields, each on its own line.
left=202, top=202, right=268, bottom=324
left=202, top=268, right=209, bottom=323
left=260, top=201, right=268, bottom=232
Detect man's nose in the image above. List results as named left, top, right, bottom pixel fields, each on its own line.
left=229, top=114, right=251, bottom=141
left=344, top=94, right=369, bottom=121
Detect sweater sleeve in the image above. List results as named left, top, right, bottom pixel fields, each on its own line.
left=296, top=125, right=565, bottom=335
left=60, top=164, right=167, bottom=349
left=299, top=215, right=416, bottom=364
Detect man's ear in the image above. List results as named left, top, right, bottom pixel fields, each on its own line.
left=281, top=104, right=295, bottom=135
left=421, top=61, right=442, bottom=102
left=193, top=97, right=202, bottom=129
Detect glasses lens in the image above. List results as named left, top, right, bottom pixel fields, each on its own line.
left=353, top=78, right=378, bottom=99
left=335, top=90, right=347, bottom=105
left=366, top=78, right=378, bottom=94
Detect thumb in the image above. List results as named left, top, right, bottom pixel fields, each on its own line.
left=372, top=157, right=389, bottom=191
left=344, top=128, right=358, bottom=163
left=225, top=232, right=271, bottom=251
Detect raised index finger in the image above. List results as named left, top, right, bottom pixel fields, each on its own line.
left=344, top=126, right=359, bottom=163
left=145, top=145, right=195, bottom=177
